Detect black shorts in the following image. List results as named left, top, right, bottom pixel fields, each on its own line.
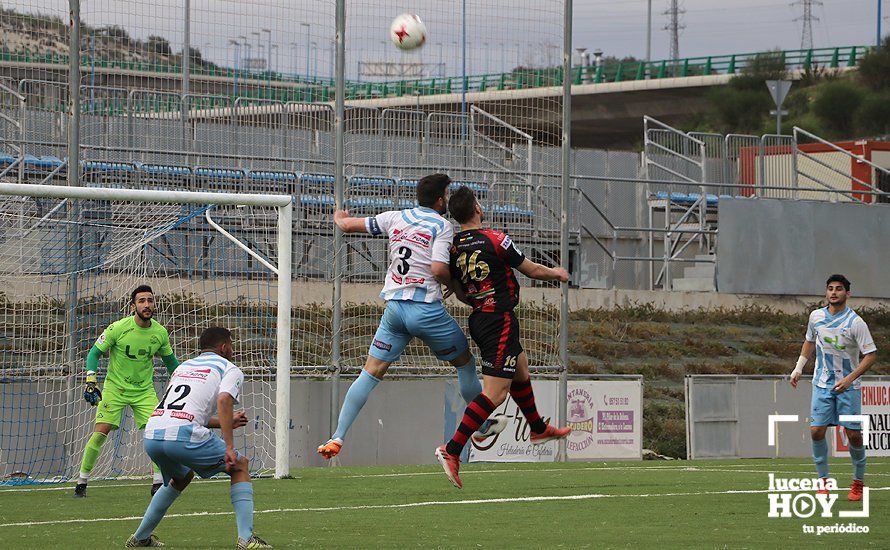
left=468, top=310, right=523, bottom=379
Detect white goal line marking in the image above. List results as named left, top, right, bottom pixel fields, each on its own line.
left=2, top=485, right=888, bottom=529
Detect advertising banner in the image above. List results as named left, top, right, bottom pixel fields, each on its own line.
left=566, top=380, right=642, bottom=460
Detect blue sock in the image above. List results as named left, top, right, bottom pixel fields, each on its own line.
left=331, top=370, right=381, bottom=441
left=849, top=444, right=866, bottom=481
left=456, top=356, right=482, bottom=404
left=812, top=438, right=829, bottom=479
left=230, top=482, right=254, bottom=541
left=134, top=484, right=181, bottom=540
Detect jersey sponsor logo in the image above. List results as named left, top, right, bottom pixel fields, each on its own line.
left=176, top=369, right=210, bottom=380
left=391, top=273, right=403, bottom=284
left=407, top=232, right=432, bottom=248
left=170, top=411, right=195, bottom=421
left=124, top=345, right=151, bottom=359
left=391, top=229, right=431, bottom=248
left=501, top=235, right=513, bottom=249
left=373, top=339, right=392, bottom=352
left=824, top=335, right=846, bottom=351
left=405, top=276, right=425, bottom=285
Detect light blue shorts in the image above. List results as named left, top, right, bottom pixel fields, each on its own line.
left=368, top=300, right=469, bottom=363
left=810, top=385, right=862, bottom=430
left=144, top=434, right=241, bottom=486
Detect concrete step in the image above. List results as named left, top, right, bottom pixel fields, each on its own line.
left=694, top=254, right=716, bottom=262
left=683, top=265, right=715, bottom=278
left=672, top=277, right=717, bottom=292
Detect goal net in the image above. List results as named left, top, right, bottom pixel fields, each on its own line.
left=0, top=183, right=292, bottom=484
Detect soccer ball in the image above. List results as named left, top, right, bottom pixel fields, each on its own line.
left=390, top=13, right=427, bottom=51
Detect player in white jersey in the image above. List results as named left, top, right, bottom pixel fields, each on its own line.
left=126, top=327, right=271, bottom=549
left=317, top=173, right=497, bottom=460
left=790, top=274, right=877, bottom=503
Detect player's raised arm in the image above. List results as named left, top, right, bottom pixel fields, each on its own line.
left=516, top=258, right=569, bottom=283
left=333, top=209, right=368, bottom=233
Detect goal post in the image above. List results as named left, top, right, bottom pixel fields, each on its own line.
left=0, top=182, right=293, bottom=482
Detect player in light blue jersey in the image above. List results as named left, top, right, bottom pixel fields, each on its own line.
left=791, top=274, right=877, bottom=502
left=317, top=174, right=501, bottom=460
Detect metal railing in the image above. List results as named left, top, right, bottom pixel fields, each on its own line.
left=0, top=45, right=871, bottom=103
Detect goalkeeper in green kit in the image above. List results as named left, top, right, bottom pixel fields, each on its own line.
left=75, top=285, right=180, bottom=498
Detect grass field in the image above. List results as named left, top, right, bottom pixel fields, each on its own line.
left=0, top=458, right=887, bottom=548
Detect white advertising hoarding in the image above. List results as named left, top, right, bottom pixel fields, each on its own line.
left=566, top=380, right=642, bottom=460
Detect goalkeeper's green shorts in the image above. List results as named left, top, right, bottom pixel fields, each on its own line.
left=94, top=383, right=159, bottom=430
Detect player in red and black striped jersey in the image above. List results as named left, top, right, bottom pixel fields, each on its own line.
left=434, top=186, right=572, bottom=489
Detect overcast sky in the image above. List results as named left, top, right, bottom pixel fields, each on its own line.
left=3, top=0, right=886, bottom=78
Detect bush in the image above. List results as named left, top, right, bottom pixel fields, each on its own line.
left=853, top=92, right=890, bottom=135
left=812, top=80, right=865, bottom=136
left=857, top=37, right=890, bottom=92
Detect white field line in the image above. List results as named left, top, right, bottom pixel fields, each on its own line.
left=2, top=486, right=889, bottom=529
left=3, top=463, right=888, bottom=493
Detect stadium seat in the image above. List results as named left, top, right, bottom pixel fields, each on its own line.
left=299, top=173, right=335, bottom=228
left=452, top=180, right=489, bottom=200
left=247, top=170, right=298, bottom=195
left=194, top=167, right=246, bottom=193
left=82, top=160, right=137, bottom=189
left=489, top=203, right=535, bottom=233
left=346, top=176, right=396, bottom=216
left=136, top=163, right=192, bottom=191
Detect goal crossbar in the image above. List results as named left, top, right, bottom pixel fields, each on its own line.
left=0, top=182, right=293, bottom=208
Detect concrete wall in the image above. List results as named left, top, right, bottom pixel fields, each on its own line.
left=717, top=198, right=890, bottom=298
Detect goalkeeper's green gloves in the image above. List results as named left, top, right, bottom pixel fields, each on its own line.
left=83, top=372, right=102, bottom=406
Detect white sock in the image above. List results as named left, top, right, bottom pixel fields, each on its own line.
left=152, top=473, right=164, bottom=484
left=78, top=472, right=90, bottom=484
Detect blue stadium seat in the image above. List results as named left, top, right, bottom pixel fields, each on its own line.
left=452, top=180, right=489, bottom=200
left=247, top=170, right=298, bottom=195
left=652, top=191, right=720, bottom=206
left=82, top=160, right=137, bottom=189
left=137, top=163, right=192, bottom=191
left=489, top=203, right=535, bottom=233
left=346, top=176, right=396, bottom=216
left=299, top=173, right=335, bottom=228
left=194, top=167, right=246, bottom=193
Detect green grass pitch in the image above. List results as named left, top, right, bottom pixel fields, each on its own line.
left=1, top=459, right=887, bottom=548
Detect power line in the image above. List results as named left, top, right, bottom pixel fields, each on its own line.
left=792, top=0, right=822, bottom=50
left=663, top=0, right=685, bottom=61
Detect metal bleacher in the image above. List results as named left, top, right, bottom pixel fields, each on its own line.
left=0, top=148, right=578, bottom=282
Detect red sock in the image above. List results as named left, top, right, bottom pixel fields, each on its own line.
left=510, top=378, right=547, bottom=434
left=446, top=394, right=495, bottom=456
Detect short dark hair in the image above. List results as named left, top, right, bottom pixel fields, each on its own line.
left=131, top=285, right=153, bottom=304
left=416, top=173, right=451, bottom=208
left=199, top=327, right=232, bottom=350
left=448, top=186, right=478, bottom=224
left=826, top=274, right=851, bottom=292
